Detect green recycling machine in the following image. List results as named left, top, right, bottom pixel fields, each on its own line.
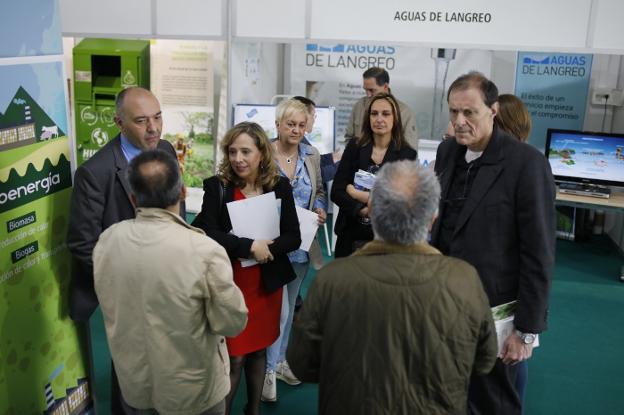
left=73, top=38, right=150, bottom=165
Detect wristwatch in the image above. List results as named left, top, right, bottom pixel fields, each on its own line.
left=516, top=330, right=536, bottom=345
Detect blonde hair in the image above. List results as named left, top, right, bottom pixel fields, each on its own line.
left=217, top=122, right=280, bottom=189
left=275, top=99, right=308, bottom=125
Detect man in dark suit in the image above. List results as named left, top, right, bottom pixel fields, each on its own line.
left=431, top=72, right=556, bottom=415
left=67, top=86, right=183, bottom=413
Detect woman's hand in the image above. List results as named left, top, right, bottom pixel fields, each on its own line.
left=251, top=240, right=274, bottom=264
left=346, top=184, right=370, bottom=204
left=358, top=206, right=369, bottom=218
left=315, top=208, right=327, bottom=225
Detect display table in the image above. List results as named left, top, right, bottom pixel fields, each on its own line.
left=556, top=190, right=624, bottom=212
left=556, top=189, right=624, bottom=281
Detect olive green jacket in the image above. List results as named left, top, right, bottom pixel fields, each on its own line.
left=288, top=240, right=497, bottom=415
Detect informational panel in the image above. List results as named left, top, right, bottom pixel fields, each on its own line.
left=309, top=0, right=591, bottom=50
left=514, top=51, right=593, bottom=151
left=0, top=2, right=63, bottom=58
left=290, top=43, right=492, bottom=144
left=151, top=39, right=215, bottom=188
left=0, top=2, right=91, bottom=412
left=233, top=104, right=336, bottom=154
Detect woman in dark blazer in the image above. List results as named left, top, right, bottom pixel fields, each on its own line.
left=192, top=121, right=301, bottom=415
left=331, top=93, right=417, bottom=258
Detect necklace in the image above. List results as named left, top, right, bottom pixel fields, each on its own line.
left=276, top=143, right=298, bottom=164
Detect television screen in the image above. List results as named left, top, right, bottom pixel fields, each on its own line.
left=545, top=128, right=624, bottom=187
left=232, top=104, right=336, bottom=154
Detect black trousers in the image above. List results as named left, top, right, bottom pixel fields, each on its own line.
left=468, top=359, right=522, bottom=415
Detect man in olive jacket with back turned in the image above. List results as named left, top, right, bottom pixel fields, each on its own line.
left=288, top=161, right=497, bottom=415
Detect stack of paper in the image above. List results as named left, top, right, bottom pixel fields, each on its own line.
left=227, top=192, right=280, bottom=267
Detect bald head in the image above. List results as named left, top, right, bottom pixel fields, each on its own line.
left=114, top=87, right=162, bottom=150
left=128, top=149, right=183, bottom=209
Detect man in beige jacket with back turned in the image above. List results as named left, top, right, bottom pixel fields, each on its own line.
left=94, top=149, right=247, bottom=415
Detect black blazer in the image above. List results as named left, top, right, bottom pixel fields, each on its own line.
left=331, top=138, right=417, bottom=239
left=431, top=128, right=556, bottom=333
left=192, top=175, right=301, bottom=293
left=66, top=135, right=182, bottom=322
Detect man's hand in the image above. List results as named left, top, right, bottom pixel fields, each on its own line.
left=500, top=331, right=533, bottom=365
left=251, top=240, right=274, bottom=264
left=315, top=208, right=327, bottom=225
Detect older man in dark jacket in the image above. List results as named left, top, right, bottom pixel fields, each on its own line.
left=288, top=161, right=497, bottom=415
left=431, top=72, right=555, bottom=415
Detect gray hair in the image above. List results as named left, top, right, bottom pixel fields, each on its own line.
left=370, top=160, right=440, bottom=244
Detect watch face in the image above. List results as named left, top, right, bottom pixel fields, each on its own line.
left=522, top=333, right=536, bottom=344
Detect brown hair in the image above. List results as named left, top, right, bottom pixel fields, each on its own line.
left=217, top=122, right=280, bottom=189
left=358, top=93, right=408, bottom=150
left=495, top=94, right=531, bottom=142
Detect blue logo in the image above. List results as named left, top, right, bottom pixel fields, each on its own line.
left=306, top=43, right=395, bottom=55
left=246, top=108, right=258, bottom=118
left=306, top=44, right=345, bottom=53
left=523, top=56, right=550, bottom=65
left=523, top=55, right=586, bottom=66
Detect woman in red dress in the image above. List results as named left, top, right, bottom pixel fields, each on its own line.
left=192, top=122, right=301, bottom=415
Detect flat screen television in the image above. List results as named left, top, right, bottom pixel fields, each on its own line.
left=545, top=128, right=624, bottom=187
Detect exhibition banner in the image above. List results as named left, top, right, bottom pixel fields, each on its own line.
left=514, top=52, right=593, bottom=151
left=290, top=43, right=492, bottom=144
left=0, top=1, right=91, bottom=411
left=151, top=39, right=215, bottom=188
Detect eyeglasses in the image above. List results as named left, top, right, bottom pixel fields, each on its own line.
left=441, top=162, right=476, bottom=206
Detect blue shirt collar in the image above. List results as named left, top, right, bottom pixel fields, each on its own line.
left=299, top=141, right=315, bottom=156
left=120, top=134, right=143, bottom=162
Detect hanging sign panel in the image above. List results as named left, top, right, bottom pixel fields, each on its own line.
left=309, top=0, right=591, bottom=50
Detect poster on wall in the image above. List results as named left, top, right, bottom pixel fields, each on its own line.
left=289, top=43, right=493, bottom=145
left=514, top=51, right=593, bottom=151
left=0, top=60, right=91, bottom=412
left=151, top=39, right=215, bottom=189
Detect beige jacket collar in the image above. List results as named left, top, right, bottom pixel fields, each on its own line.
left=135, top=207, right=205, bottom=235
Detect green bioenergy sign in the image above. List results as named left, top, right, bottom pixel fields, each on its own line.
left=1, top=71, right=91, bottom=413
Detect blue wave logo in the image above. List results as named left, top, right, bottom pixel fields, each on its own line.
left=523, top=56, right=550, bottom=65
left=306, top=44, right=345, bottom=53
left=246, top=108, right=258, bottom=118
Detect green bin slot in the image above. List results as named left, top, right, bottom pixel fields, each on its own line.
left=93, top=93, right=116, bottom=106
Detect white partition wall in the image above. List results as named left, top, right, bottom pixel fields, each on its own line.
left=60, top=0, right=225, bottom=39
left=60, top=0, right=624, bottom=53
left=233, top=0, right=307, bottom=40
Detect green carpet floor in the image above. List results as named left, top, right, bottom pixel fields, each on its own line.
left=91, top=233, right=624, bottom=414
